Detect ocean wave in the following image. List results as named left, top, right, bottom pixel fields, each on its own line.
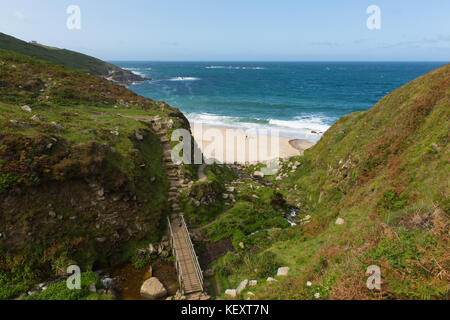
left=186, top=112, right=332, bottom=141
left=269, top=116, right=331, bottom=132
left=169, top=77, right=200, bottom=81
left=206, top=66, right=265, bottom=70
left=123, top=67, right=152, bottom=71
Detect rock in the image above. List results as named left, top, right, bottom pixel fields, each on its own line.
left=148, top=243, right=155, bottom=254
left=239, top=242, right=245, bottom=249
left=277, top=267, right=290, bottom=276
left=222, top=194, right=229, bottom=200
left=267, top=277, right=277, bottom=282
left=253, top=171, right=265, bottom=178
left=236, top=280, right=248, bottom=295
left=48, top=211, right=56, bottom=218
left=247, top=292, right=255, bottom=297
left=10, top=120, right=30, bottom=128
left=306, top=281, right=312, bottom=287
left=21, top=105, right=32, bottom=112
left=304, top=215, right=311, bottom=221
left=97, top=188, right=105, bottom=197
left=161, top=250, right=169, bottom=258
left=101, top=277, right=114, bottom=289
left=226, top=187, right=235, bottom=193
left=52, top=122, right=64, bottom=130
left=249, top=280, right=258, bottom=287
left=31, top=114, right=48, bottom=122
left=135, top=130, right=144, bottom=141
left=88, top=284, right=97, bottom=293
left=336, top=218, right=345, bottom=225
left=110, top=130, right=119, bottom=136
left=140, top=277, right=167, bottom=300
left=150, top=177, right=156, bottom=183
left=225, top=289, right=237, bottom=298
left=431, top=143, right=441, bottom=153
left=314, top=293, right=321, bottom=299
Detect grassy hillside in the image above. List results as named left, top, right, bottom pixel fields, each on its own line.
left=0, top=49, right=191, bottom=299
left=0, top=33, right=145, bottom=84
left=211, top=64, right=449, bottom=300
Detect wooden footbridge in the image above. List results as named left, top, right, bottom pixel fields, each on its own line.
left=168, top=215, right=204, bottom=295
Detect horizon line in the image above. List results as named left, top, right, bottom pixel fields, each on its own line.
left=107, top=60, right=450, bottom=63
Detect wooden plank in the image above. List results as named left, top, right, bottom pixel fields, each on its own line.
left=170, top=217, right=203, bottom=294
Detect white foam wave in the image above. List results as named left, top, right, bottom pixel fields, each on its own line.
left=169, top=77, right=200, bottom=81
left=186, top=113, right=332, bottom=142
left=206, top=66, right=265, bottom=70
left=269, top=116, right=331, bottom=132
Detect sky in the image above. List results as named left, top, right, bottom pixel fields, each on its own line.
left=1, top=0, right=449, bottom=61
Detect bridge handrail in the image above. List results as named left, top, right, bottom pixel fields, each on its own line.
left=180, top=215, right=204, bottom=288
left=167, top=217, right=185, bottom=294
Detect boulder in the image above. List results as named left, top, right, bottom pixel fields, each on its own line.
left=225, top=289, right=237, bottom=298
left=31, top=114, right=48, bottom=122
left=277, top=267, right=290, bottom=276
left=253, top=171, right=265, bottom=178
left=10, top=120, right=30, bottom=128
left=101, top=277, right=114, bottom=289
left=249, top=280, right=258, bottom=287
left=267, top=277, right=277, bottom=282
left=51, top=122, right=64, bottom=130
left=236, top=280, right=248, bottom=295
left=21, top=105, right=32, bottom=112
left=135, top=130, right=144, bottom=141
left=431, top=143, right=441, bottom=153
left=336, top=218, right=345, bottom=225
left=140, top=277, right=167, bottom=300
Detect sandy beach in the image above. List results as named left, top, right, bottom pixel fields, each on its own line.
left=191, top=124, right=315, bottom=164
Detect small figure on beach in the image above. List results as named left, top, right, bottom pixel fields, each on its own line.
left=161, top=102, right=166, bottom=112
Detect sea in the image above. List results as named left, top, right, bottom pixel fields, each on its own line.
left=112, top=61, right=446, bottom=142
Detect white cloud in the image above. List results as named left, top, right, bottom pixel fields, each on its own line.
left=13, top=11, right=25, bottom=21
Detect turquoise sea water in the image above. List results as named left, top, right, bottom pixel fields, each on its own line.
left=113, top=61, right=446, bottom=141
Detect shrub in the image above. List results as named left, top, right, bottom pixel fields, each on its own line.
left=0, top=173, right=18, bottom=194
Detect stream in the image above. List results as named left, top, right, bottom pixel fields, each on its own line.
left=109, top=260, right=179, bottom=300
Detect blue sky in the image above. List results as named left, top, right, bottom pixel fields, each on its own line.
left=1, top=0, right=449, bottom=61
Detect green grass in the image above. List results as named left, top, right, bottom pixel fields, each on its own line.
left=208, top=64, right=449, bottom=300
left=0, top=49, right=195, bottom=300
left=1, top=32, right=122, bottom=77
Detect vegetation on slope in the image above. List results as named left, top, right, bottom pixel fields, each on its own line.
left=0, top=49, right=191, bottom=299
left=210, top=64, right=449, bottom=300
left=0, top=33, right=146, bottom=84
